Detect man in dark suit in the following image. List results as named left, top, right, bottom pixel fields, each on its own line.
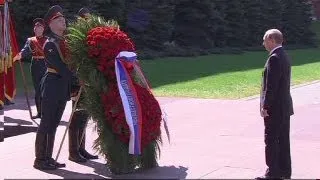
left=257, top=29, right=294, bottom=179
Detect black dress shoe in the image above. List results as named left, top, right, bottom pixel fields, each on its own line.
left=31, top=114, right=41, bottom=119
left=4, top=99, right=14, bottom=105
left=281, top=176, right=291, bottom=179
left=69, top=153, right=87, bottom=163
left=33, top=159, right=57, bottom=170
left=255, top=175, right=282, bottom=180
left=79, top=149, right=99, bottom=159
left=48, top=158, right=66, bottom=168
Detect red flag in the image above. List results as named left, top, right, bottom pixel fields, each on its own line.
left=0, top=5, right=18, bottom=104
left=0, top=71, right=4, bottom=106
left=4, top=11, right=18, bottom=102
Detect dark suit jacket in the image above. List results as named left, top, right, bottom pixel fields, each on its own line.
left=260, top=47, right=294, bottom=117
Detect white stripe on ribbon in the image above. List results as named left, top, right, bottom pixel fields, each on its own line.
left=115, top=51, right=171, bottom=155
left=115, top=51, right=142, bottom=155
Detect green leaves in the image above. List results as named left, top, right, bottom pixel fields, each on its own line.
left=67, top=28, right=86, bottom=40
left=67, top=14, right=160, bottom=174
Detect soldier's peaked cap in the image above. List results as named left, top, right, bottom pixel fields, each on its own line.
left=78, top=7, right=90, bottom=17
left=44, top=5, right=64, bottom=24
left=33, top=18, right=45, bottom=27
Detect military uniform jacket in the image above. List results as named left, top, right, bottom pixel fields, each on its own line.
left=21, top=36, right=46, bottom=60
left=41, top=33, right=73, bottom=101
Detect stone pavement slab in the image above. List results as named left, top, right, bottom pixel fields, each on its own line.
left=0, top=82, right=319, bottom=179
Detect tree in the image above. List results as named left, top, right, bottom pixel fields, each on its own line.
left=280, top=0, right=315, bottom=45
left=173, top=0, right=217, bottom=49
left=124, top=0, right=175, bottom=53
left=8, top=0, right=317, bottom=58
left=90, top=0, right=126, bottom=26
left=11, top=0, right=90, bottom=47
left=262, top=0, right=283, bottom=29
left=241, top=0, right=265, bottom=46
left=11, top=1, right=50, bottom=46
left=219, top=0, right=246, bottom=47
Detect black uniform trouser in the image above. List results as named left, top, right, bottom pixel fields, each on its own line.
left=34, top=98, right=67, bottom=162
left=69, top=109, right=88, bottom=130
left=30, top=59, right=46, bottom=115
left=264, top=114, right=291, bottom=178
left=38, top=98, right=67, bottom=134
left=69, top=100, right=89, bottom=147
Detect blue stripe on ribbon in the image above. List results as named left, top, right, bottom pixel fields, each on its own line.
left=117, top=60, right=141, bottom=155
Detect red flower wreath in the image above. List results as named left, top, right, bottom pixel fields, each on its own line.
left=87, top=27, right=135, bottom=81
left=86, top=27, right=162, bottom=149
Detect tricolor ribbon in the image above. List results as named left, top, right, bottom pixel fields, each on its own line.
left=115, top=51, right=170, bottom=155
left=115, top=51, right=142, bottom=155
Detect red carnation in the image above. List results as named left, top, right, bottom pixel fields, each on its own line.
left=87, top=26, right=161, bottom=149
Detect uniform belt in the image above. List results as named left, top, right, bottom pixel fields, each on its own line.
left=32, top=56, right=45, bottom=59
left=47, top=68, right=58, bottom=74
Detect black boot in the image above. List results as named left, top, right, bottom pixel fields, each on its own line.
left=33, top=133, right=56, bottom=170
left=32, top=97, right=41, bottom=119
left=46, top=133, right=66, bottom=168
left=32, top=96, right=41, bottom=119
left=79, top=127, right=98, bottom=159
left=68, top=128, right=87, bottom=163
left=4, top=98, right=14, bottom=105
left=32, top=113, right=41, bottom=119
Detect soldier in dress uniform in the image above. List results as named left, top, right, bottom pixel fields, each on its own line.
left=68, top=7, right=98, bottom=163
left=78, top=7, right=90, bottom=18
left=14, top=18, right=47, bottom=119
left=33, top=5, right=73, bottom=170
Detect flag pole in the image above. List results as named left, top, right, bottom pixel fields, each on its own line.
left=3, top=0, right=37, bottom=124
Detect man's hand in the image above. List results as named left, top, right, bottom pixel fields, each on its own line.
left=71, top=92, right=78, bottom=97
left=261, top=108, right=269, bottom=118
left=79, top=80, right=85, bottom=86
left=13, top=53, right=21, bottom=61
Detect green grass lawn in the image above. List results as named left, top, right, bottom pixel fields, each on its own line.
left=15, top=22, right=320, bottom=99
left=16, top=47, right=320, bottom=99
left=141, top=48, right=320, bottom=99
left=139, top=21, right=320, bottom=99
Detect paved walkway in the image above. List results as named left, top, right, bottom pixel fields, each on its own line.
left=0, top=82, right=319, bottom=179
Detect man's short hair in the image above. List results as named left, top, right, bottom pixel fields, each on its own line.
left=264, top=29, right=283, bottom=44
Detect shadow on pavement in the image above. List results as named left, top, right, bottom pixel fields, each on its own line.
left=77, top=159, right=188, bottom=179
left=38, top=168, right=105, bottom=179
left=4, top=117, right=38, bottom=138
left=115, top=165, right=189, bottom=179
left=0, top=129, right=3, bottom=142
left=4, top=125, right=37, bottom=138
left=5, top=116, right=34, bottom=125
